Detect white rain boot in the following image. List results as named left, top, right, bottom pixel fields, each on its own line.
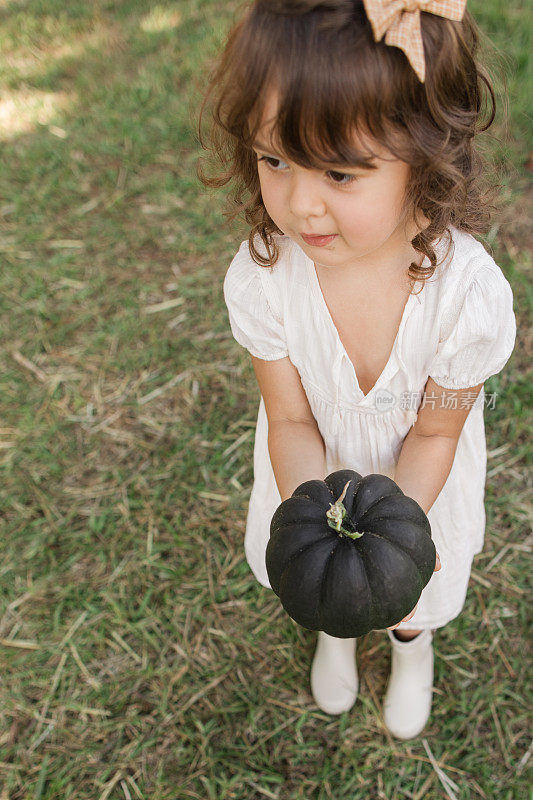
left=383, top=628, right=434, bottom=739
left=310, top=631, right=358, bottom=714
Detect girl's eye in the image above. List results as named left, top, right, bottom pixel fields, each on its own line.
left=257, top=155, right=356, bottom=186
left=257, top=155, right=288, bottom=170
left=327, top=170, right=356, bottom=185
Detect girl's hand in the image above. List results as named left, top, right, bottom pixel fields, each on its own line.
left=387, top=552, right=442, bottom=631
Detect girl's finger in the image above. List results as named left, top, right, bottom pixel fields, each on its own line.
left=435, top=552, right=442, bottom=572
left=387, top=604, right=418, bottom=630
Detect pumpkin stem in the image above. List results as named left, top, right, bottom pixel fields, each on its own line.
left=326, top=480, right=364, bottom=539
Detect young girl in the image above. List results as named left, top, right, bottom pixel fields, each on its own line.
left=199, top=0, right=517, bottom=739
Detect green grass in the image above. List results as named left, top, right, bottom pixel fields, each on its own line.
left=0, top=1, right=531, bottom=798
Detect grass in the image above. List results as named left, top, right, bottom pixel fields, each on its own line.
left=0, top=1, right=531, bottom=798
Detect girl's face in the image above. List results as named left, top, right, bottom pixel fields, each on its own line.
left=252, top=89, right=419, bottom=278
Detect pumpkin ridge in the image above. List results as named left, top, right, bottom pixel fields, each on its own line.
left=353, top=543, right=378, bottom=631
left=357, top=516, right=430, bottom=536
left=344, top=542, right=373, bottom=631
left=358, top=535, right=424, bottom=629
left=350, top=490, right=401, bottom=523
left=296, top=497, right=335, bottom=513
left=358, top=505, right=429, bottom=528
left=361, top=530, right=429, bottom=582
left=317, top=538, right=342, bottom=629
left=357, top=510, right=432, bottom=539
left=280, top=533, right=337, bottom=576
left=292, top=490, right=336, bottom=507
left=270, top=497, right=335, bottom=532
left=279, top=497, right=334, bottom=517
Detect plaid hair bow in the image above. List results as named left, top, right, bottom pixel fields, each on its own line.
left=362, top=0, right=467, bottom=82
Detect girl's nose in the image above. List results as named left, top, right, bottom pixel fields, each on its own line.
left=288, top=173, right=327, bottom=220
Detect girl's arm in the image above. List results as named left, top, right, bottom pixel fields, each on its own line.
left=394, top=377, right=484, bottom=514
left=388, top=377, right=483, bottom=627
left=269, top=419, right=327, bottom=502
left=250, top=355, right=327, bottom=502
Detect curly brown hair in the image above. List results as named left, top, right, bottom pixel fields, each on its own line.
left=197, top=0, right=497, bottom=284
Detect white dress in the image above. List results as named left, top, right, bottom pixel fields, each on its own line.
left=223, top=227, right=517, bottom=630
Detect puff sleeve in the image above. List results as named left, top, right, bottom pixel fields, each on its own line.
left=428, top=265, right=516, bottom=390
left=223, top=242, right=289, bottom=361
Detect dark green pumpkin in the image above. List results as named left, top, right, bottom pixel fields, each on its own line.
left=266, top=469, right=436, bottom=638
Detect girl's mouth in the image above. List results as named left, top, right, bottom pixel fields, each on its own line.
left=300, top=233, right=337, bottom=247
